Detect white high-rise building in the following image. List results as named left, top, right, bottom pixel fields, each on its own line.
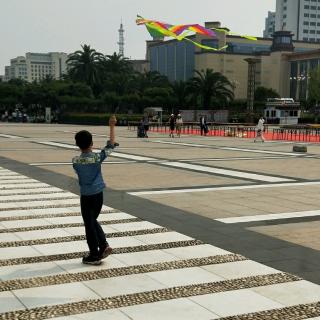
left=263, top=11, right=276, bottom=38
left=275, top=0, right=320, bottom=41
left=4, top=52, right=68, bottom=82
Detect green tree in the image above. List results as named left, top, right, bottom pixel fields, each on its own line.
left=254, top=86, right=280, bottom=102
left=67, top=45, right=104, bottom=92
left=188, top=69, right=234, bottom=108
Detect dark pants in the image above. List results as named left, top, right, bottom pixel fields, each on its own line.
left=80, top=192, right=108, bottom=257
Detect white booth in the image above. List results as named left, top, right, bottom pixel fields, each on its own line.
left=265, top=98, right=301, bottom=125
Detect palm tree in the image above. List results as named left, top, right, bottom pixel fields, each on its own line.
left=171, top=80, right=190, bottom=107
left=189, top=69, right=234, bottom=108
left=67, top=45, right=104, bottom=90
left=104, top=52, right=131, bottom=74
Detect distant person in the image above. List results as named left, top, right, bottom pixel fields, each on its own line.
left=254, top=117, right=265, bottom=142
left=143, top=116, right=149, bottom=138
left=176, top=114, right=183, bottom=138
left=199, top=116, right=208, bottom=136
left=72, top=130, right=117, bottom=265
left=168, top=114, right=175, bottom=138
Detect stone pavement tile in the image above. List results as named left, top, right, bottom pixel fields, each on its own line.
left=59, top=225, right=117, bottom=236
left=110, top=221, right=163, bottom=232
left=133, top=231, right=193, bottom=245
left=1, top=218, right=54, bottom=229
left=202, top=260, right=282, bottom=280
left=253, top=280, right=320, bottom=306
left=190, top=289, right=284, bottom=317
left=114, top=249, right=179, bottom=266
left=163, top=244, right=230, bottom=259
left=121, top=298, right=218, bottom=320
left=33, top=236, right=145, bottom=255
left=249, top=222, right=320, bottom=252
left=0, top=261, right=66, bottom=281
left=0, top=233, right=21, bottom=242
left=0, top=291, right=26, bottom=313
left=13, top=229, right=71, bottom=241
left=13, top=282, right=100, bottom=310
left=83, top=273, right=166, bottom=297
left=52, top=310, right=131, bottom=320
left=201, top=157, right=320, bottom=180
left=147, top=266, right=223, bottom=287
left=0, top=245, right=41, bottom=259
left=55, top=256, right=126, bottom=274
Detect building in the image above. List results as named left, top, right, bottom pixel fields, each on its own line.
left=275, top=0, right=320, bottom=41
left=4, top=52, right=68, bottom=82
left=130, top=59, right=149, bottom=73
left=146, top=21, right=320, bottom=100
left=263, top=11, right=276, bottom=38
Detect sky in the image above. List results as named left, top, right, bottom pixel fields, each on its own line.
left=0, top=0, right=276, bottom=73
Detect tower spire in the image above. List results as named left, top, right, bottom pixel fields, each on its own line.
left=118, top=20, right=125, bottom=57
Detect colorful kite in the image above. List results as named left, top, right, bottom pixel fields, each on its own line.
left=136, top=15, right=257, bottom=51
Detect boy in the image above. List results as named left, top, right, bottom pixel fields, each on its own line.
left=254, top=117, right=265, bottom=143
left=73, top=130, right=116, bottom=265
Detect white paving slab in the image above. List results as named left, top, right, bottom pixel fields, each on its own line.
left=0, top=245, right=41, bottom=259
left=146, top=267, right=223, bottom=287
left=0, top=291, right=26, bottom=313
left=252, top=280, right=320, bottom=306
left=121, top=298, right=218, bottom=320
left=83, top=273, right=166, bottom=297
left=190, top=289, right=284, bottom=317
left=0, top=261, right=66, bottom=281
left=13, top=282, right=100, bottom=310
left=202, top=260, right=282, bottom=280
left=163, top=244, right=230, bottom=259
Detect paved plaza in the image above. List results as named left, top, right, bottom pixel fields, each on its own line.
left=0, top=123, right=319, bottom=319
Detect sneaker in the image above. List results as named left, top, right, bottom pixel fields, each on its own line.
left=100, top=246, right=113, bottom=260
left=82, top=255, right=101, bottom=265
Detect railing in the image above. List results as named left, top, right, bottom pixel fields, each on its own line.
left=128, top=122, right=263, bottom=139
left=128, top=121, right=320, bottom=143
left=272, top=128, right=320, bottom=142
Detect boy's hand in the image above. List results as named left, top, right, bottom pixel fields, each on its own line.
left=106, top=140, right=119, bottom=149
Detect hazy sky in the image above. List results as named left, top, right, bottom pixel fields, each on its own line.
left=0, top=0, right=276, bottom=73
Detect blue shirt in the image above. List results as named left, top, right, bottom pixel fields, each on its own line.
left=72, top=147, right=112, bottom=196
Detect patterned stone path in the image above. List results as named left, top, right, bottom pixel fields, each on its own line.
left=0, top=166, right=320, bottom=319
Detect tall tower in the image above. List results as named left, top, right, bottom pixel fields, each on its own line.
left=118, top=21, right=125, bottom=57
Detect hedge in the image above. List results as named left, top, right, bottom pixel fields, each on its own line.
left=59, top=113, right=143, bottom=126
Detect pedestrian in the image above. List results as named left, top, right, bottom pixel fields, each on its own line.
left=254, top=116, right=265, bottom=142
left=72, top=130, right=116, bottom=265
left=176, top=114, right=183, bottom=138
left=199, top=115, right=208, bottom=136
left=169, top=114, right=175, bottom=138
left=143, top=116, right=149, bottom=138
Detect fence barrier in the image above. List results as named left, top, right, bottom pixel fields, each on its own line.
left=128, top=122, right=320, bottom=143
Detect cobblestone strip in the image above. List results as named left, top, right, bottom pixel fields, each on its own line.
left=0, top=218, right=140, bottom=233
left=0, top=209, right=117, bottom=222
left=0, top=227, right=169, bottom=248
left=0, top=240, right=203, bottom=266
left=0, top=203, right=80, bottom=212
left=219, top=302, right=320, bottom=320
left=0, top=273, right=301, bottom=320
left=0, top=185, right=52, bottom=190
left=0, top=196, right=78, bottom=203
left=0, top=254, right=245, bottom=292
left=0, top=190, right=63, bottom=196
